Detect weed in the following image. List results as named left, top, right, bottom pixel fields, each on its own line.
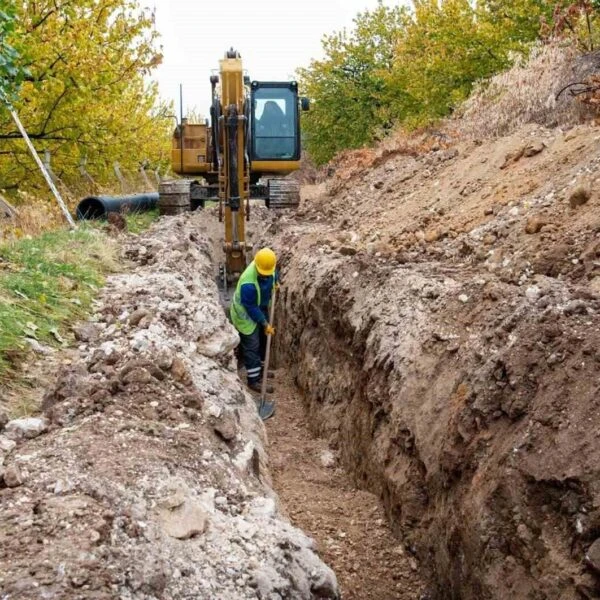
left=124, top=208, right=159, bottom=234
left=455, top=43, right=599, bottom=139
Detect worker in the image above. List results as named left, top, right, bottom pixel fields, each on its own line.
left=230, top=248, right=278, bottom=393
left=258, top=101, right=287, bottom=136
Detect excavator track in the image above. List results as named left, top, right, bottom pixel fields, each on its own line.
left=267, top=178, right=300, bottom=209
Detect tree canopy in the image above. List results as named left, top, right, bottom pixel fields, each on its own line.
left=299, top=0, right=599, bottom=165
left=0, top=1, right=28, bottom=105
left=0, top=0, right=172, bottom=194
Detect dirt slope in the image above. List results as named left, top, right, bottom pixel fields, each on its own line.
left=271, top=123, right=600, bottom=599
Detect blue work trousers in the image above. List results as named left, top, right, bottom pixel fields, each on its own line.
left=239, top=309, right=268, bottom=384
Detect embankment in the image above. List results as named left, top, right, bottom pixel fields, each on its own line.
left=0, top=214, right=338, bottom=600
left=274, top=123, right=600, bottom=599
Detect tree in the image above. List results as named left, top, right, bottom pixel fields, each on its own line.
left=299, top=0, right=561, bottom=165
left=548, top=1, right=600, bottom=50
left=386, top=0, right=554, bottom=126
left=298, top=2, right=408, bottom=165
left=0, top=1, right=28, bottom=105
left=480, top=0, right=555, bottom=45
left=0, top=0, right=172, bottom=194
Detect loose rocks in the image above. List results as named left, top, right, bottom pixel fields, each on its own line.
left=2, top=464, right=24, bottom=487
left=586, top=539, right=600, bottom=574
left=4, top=417, right=47, bottom=440
left=160, top=500, right=209, bottom=540
left=0, top=213, right=339, bottom=600
left=569, top=185, right=591, bottom=208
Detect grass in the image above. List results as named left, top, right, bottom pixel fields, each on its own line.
left=0, top=191, right=157, bottom=407
left=124, top=208, right=159, bottom=234
left=0, top=227, right=119, bottom=384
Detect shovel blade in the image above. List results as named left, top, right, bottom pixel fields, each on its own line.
left=258, top=398, right=276, bottom=421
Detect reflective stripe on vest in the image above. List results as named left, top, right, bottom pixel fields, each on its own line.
left=230, top=262, right=261, bottom=335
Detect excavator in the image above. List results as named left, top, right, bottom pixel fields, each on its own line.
left=170, top=49, right=309, bottom=294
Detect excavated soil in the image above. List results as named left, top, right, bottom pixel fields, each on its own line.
left=3, top=121, right=600, bottom=600
left=0, top=214, right=339, bottom=600
left=269, top=123, right=600, bottom=600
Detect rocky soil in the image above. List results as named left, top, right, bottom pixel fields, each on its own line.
left=3, top=121, right=600, bottom=600
left=271, top=123, right=600, bottom=599
left=0, top=214, right=338, bottom=600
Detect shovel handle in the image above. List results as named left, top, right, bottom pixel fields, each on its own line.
left=260, top=286, right=277, bottom=403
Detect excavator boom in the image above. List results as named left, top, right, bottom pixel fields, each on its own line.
left=219, top=50, right=248, bottom=281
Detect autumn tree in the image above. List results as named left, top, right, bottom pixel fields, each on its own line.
left=0, top=1, right=27, bottom=104
left=299, top=0, right=566, bottom=164
left=386, top=0, right=555, bottom=126
left=297, top=2, right=408, bottom=165
left=548, top=0, right=600, bottom=50
left=0, top=0, right=172, bottom=194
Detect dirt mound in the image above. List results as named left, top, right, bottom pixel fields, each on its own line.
left=319, top=45, right=600, bottom=198
left=456, top=45, right=600, bottom=139
left=271, top=121, right=600, bottom=599
left=0, top=214, right=338, bottom=599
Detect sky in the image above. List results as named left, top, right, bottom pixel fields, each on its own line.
left=150, top=0, right=398, bottom=118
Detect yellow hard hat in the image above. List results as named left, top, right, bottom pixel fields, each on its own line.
left=255, top=247, right=277, bottom=276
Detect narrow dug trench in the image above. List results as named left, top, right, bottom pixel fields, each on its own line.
left=268, top=158, right=600, bottom=599
left=265, top=372, right=425, bottom=600
left=203, top=207, right=427, bottom=598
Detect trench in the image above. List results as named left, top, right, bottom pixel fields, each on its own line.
left=5, top=198, right=596, bottom=599
left=208, top=189, right=600, bottom=600
left=263, top=290, right=433, bottom=600
left=264, top=370, right=425, bottom=600
left=201, top=208, right=427, bottom=598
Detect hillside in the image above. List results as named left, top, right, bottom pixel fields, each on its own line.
left=270, top=116, right=600, bottom=597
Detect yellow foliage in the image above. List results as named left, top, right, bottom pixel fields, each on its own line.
left=0, top=0, right=172, bottom=196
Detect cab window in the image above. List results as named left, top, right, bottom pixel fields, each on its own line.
left=252, top=87, right=298, bottom=160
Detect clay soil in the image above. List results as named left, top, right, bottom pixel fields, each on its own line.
left=269, top=122, right=600, bottom=600
left=265, top=371, right=425, bottom=600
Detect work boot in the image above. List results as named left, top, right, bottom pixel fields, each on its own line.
left=248, top=381, right=274, bottom=394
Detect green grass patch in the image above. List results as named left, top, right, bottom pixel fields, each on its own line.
left=0, top=228, right=119, bottom=384
left=125, top=208, right=159, bottom=234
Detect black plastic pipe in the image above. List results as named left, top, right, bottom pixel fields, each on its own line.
left=76, top=193, right=159, bottom=220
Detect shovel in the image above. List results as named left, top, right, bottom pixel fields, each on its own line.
left=258, top=286, right=277, bottom=421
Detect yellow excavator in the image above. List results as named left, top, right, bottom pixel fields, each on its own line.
left=170, top=48, right=309, bottom=292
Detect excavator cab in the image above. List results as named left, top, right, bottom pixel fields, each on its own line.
left=248, top=80, right=308, bottom=208
left=168, top=50, right=310, bottom=297
left=250, top=82, right=301, bottom=162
